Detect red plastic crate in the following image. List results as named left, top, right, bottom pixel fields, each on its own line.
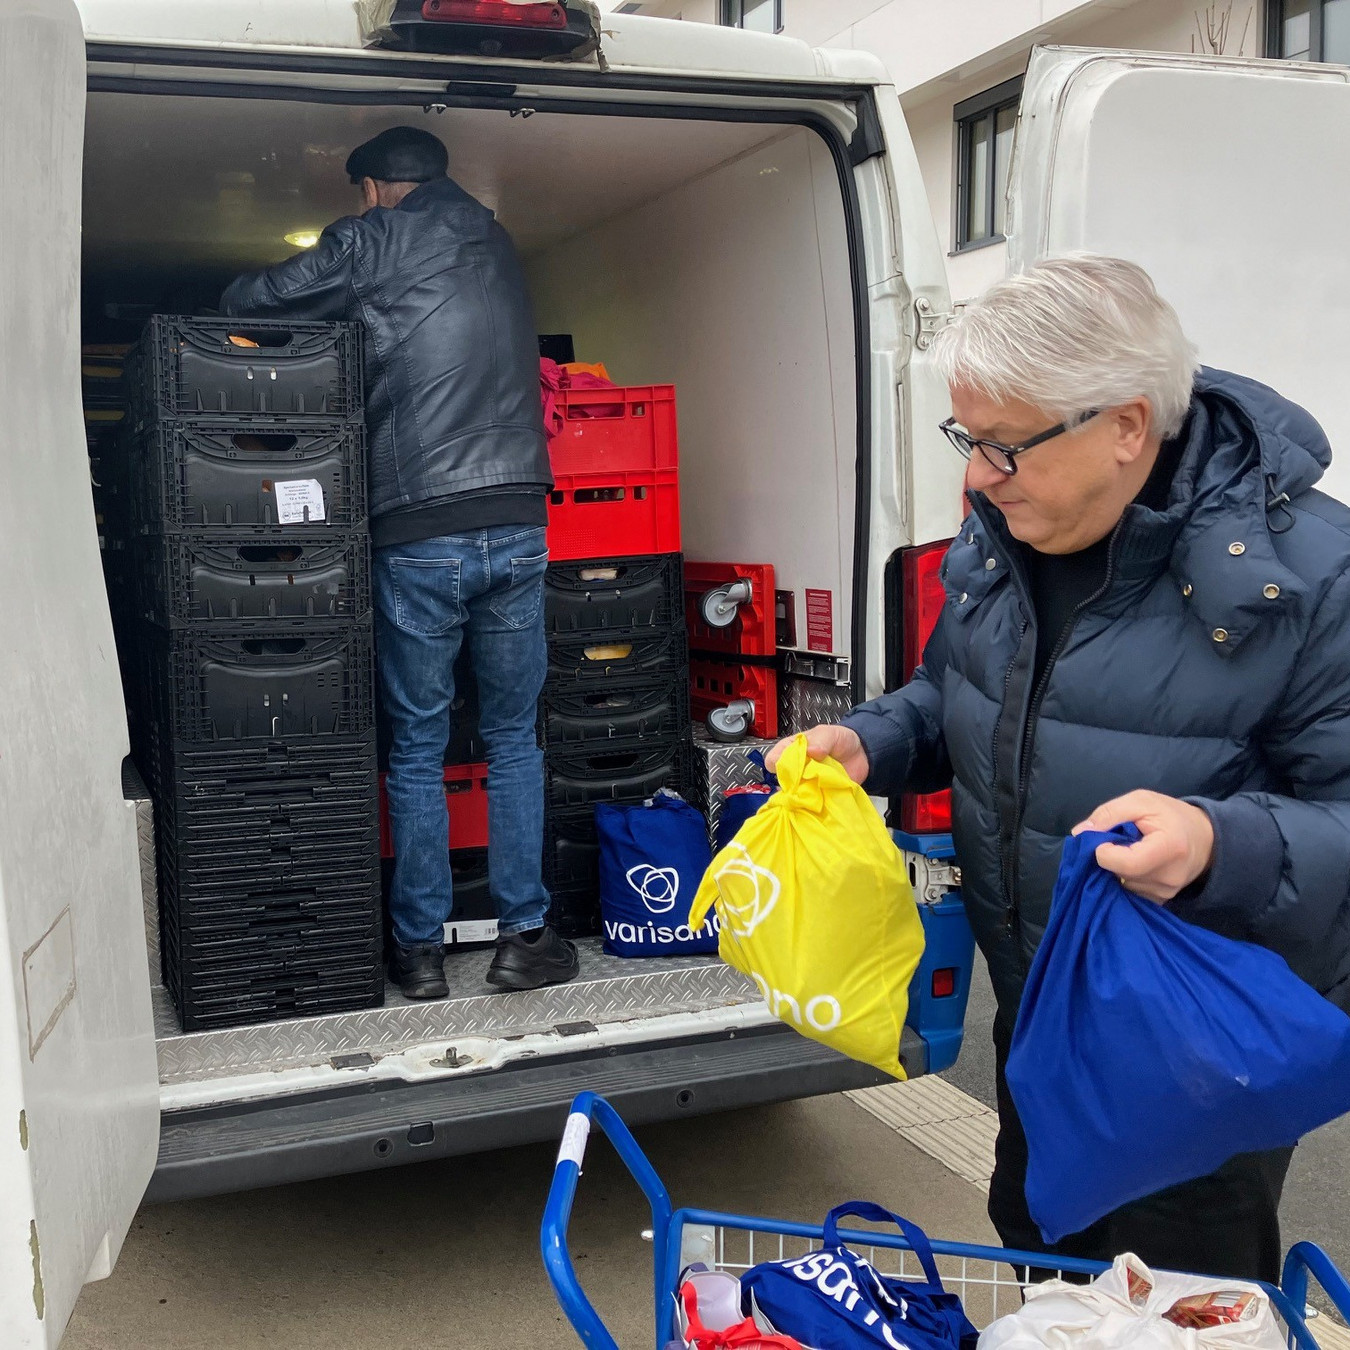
left=547, top=468, right=681, bottom=562
left=549, top=384, right=677, bottom=477
left=690, top=657, right=778, bottom=739
left=379, top=762, right=489, bottom=858
left=685, top=561, right=776, bottom=658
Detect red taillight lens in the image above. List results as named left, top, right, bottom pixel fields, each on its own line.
left=899, top=538, right=954, bottom=834
left=931, top=967, right=957, bottom=998
left=901, top=541, right=948, bottom=680
left=422, top=0, right=568, bottom=26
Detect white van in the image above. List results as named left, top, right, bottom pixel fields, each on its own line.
left=5, top=0, right=1349, bottom=1340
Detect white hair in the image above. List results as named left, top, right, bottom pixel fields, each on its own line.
left=932, top=254, right=1199, bottom=440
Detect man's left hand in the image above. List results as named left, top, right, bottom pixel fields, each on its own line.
left=1072, top=790, right=1215, bottom=903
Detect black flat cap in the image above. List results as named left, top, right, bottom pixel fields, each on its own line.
left=346, top=127, right=449, bottom=185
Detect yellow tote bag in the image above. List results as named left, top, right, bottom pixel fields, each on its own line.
left=688, top=736, right=925, bottom=1079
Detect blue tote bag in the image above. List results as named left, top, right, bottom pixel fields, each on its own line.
left=1008, top=825, right=1350, bottom=1244
left=741, top=1203, right=978, bottom=1350
left=596, top=792, right=717, bottom=957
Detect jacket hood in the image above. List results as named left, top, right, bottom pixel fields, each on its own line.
left=1191, top=365, right=1329, bottom=503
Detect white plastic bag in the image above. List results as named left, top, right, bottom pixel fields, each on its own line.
left=978, top=1254, right=1286, bottom=1350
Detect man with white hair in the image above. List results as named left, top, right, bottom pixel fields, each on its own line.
left=771, top=254, right=1350, bottom=1280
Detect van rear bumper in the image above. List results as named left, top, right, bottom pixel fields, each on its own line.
left=148, top=1023, right=916, bottom=1203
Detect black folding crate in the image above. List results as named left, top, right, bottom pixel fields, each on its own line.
left=540, top=672, right=689, bottom=750
left=160, top=870, right=383, bottom=1030
left=159, top=821, right=382, bottom=895
left=380, top=848, right=499, bottom=950
left=446, top=848, right=498, bottom=947
left=136, top=624, right=375, bottom=743
left=165, top=869, right=381, bottom=928
left=171, top=916, right=384, bottom=977
left=133, top=532, right=372, bottom=628
left=545, top=736, right=689, bottom=810
left=129, top=420, right=365, bottom=531
left=138, top=733, right=379, bottom=826
left=544, top=554, right=683, bottom=636
left=547, top=890, right=602, bottom=941
left=164, top=955, right=385, bottom=1032
left=544, top=804, right=600, bottom=894
left=164, top=788, right=377, bottom=851
left=545, top=625, right=687, bottom=689
left=127, top=316, right=363, bottom=423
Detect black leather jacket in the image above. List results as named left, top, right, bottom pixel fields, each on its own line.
left=220, top=177, right=550, bottom=524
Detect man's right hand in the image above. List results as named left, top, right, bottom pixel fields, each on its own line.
left=765, top=724, right=870, bottom=785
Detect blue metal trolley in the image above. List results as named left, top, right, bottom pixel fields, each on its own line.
left=542, top=1091, right=1350, bottom=1350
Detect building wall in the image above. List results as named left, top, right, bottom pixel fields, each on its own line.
left=629, top=0, right=1264, bottom=301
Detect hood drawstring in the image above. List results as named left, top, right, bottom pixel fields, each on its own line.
left=1266, top=476, right=1296, bottom=535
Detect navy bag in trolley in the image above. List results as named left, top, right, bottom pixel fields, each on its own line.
left=1008, top=824, right=1350, bottom=1244
left=741, top=1202, right=978, bottom=1350
left=596, top=791, right=717, bottom=957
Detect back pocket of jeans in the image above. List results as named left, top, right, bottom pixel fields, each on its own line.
left=488, top=548, right=548, bottom=629
left=385, top=556, right=463, bottom=637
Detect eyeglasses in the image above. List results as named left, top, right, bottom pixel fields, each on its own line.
left=940, top=410, right=1101, bottom=476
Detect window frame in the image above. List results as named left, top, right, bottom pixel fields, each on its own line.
left=951, top=75, right=1023, bottom=255
left=720, top=0, right=784, bottom=34
left=1267, top=0, right=1344, bottom=61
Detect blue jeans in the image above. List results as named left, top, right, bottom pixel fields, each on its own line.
left=374, top=526, right=551, bottom=948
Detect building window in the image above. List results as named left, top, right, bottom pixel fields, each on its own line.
left=953, top=76, right=1023, bottom=253
left=1268, top=0, right=1350, bottom=63
left=721, top=0, right=782, bottom=34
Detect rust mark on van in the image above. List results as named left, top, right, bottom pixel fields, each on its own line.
left=30, top=1221, right=45, bottom=1319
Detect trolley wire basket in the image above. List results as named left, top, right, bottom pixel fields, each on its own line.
left=542, top=1092, right=1350, bottom=1350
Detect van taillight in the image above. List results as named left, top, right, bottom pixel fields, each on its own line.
left=422, top=0, right=567, bottom=25
left=900, top=539, right=954, bottom=834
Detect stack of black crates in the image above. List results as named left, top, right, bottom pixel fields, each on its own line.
left=541, top=556, right=691, bottom=937
left=118, top=316, right=383, bottom=1031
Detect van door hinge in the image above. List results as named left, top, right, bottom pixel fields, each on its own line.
left=913, top=297, right=950, bottom=351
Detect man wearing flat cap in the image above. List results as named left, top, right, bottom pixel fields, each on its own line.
left=222, top=125, right=577, bottom=1000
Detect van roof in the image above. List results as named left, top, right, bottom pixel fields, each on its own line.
left=74, top=1, right=891, bottom=88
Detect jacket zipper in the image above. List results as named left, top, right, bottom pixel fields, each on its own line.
left=991, top=616, right=1028, bottom=922
left=1004, top=521, right=1125, bottom=948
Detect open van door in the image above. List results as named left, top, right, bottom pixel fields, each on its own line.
left=0, top=0, right=160, bottom=1344
left=1008, top=45, right=1350, bottom=504
left=817, top=56, right=960, bottom=702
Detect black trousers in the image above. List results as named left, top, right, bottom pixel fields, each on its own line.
left=988, top=1016, right=1294, bottom=1285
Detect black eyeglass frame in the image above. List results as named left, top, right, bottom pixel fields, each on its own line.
left=939, top=410, right=1102, bottom=475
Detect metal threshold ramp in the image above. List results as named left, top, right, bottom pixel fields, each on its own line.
left=154, top=942, right=760, bottom=1086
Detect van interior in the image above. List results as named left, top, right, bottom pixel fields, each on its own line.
left=81, top=90, right=861, bottom=1086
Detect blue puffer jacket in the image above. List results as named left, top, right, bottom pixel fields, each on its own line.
left=845, top=369, right=1350, bottom=1020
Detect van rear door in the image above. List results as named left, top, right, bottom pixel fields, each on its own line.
left=811, top=52, right=958, bottom=700
left=1008, top=45, right=1350, bottom=503
left=0, top=0, right=160, bottom=1343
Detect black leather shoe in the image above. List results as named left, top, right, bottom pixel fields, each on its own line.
left=390, top=943, right=449, bottom=1000
left=486, top=926, right=580, bottom=992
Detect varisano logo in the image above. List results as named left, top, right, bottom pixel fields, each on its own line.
left=626, top=864, right=679, bottom=914
left=713, top=842, right=781, bottom=937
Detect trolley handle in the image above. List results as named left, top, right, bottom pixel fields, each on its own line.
left=1282, top=1242, right=1350, bottom=1330
left=541, top=1091, right=676, bottom=1350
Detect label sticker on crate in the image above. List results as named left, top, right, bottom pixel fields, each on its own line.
left=805, top=589, right=834, bottom=653
left=446, top=919, right=498, bottom=944
left=274, top=478, right=327, bottom=525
